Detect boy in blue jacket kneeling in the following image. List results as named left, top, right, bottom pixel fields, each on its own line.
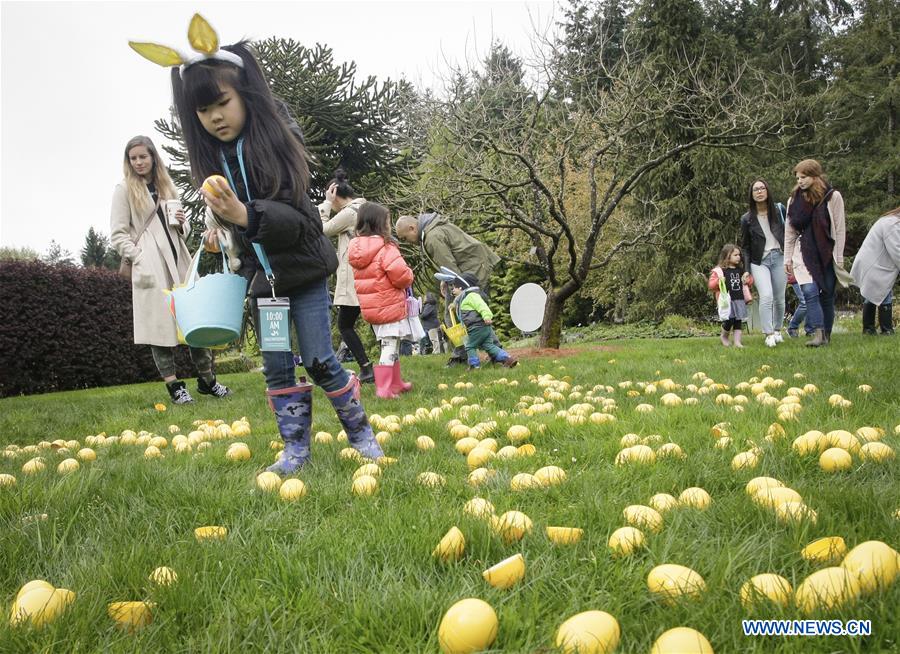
left=451, top=274, right=518, bottom=369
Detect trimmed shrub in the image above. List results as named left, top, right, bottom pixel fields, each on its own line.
left=0, top=261, right=194, bottom=397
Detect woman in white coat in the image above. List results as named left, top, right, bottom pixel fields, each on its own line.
left=319, top=169, right=374, bottom=383
left=851, top=208, right=899, bottom=335
left=110, top=135, right=230, bottom=403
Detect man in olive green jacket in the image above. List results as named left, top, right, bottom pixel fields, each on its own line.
left=397, top=212, right=501, bottom=365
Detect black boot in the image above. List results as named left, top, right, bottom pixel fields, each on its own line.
left=878, top=304, right=895, bottom=335
left=166, top=380, right=194, bottom=404
left=197, top=376, right=231, bottom=397
left=862, top=302, right=877, bottom=336
left=358, top=362, right=375, bottom=384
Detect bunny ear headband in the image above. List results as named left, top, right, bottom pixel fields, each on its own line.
left=129, top=13, right=244, bottom=71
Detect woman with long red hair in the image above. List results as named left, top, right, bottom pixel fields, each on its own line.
left=783, top=159, right=846, bottom=347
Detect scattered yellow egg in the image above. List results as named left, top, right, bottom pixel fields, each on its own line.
left=608, top=526, right=645, bottom=557
left=437, top=598, right=498, bottom=654
left=492, top=510, right=533, bottom=544
left=840, top=540, right=899, bottom=594
left=279, top=478, right=307, bottom=501
left=108, top=601, right=155, bottom=630
left=745, top=477, right=784, bottom=497
left=10, top=586, right=73, bottom=628
left=555, top=610, right=621, bottom=654
left=545, top=526, right=583, bottom=545
left=54, top=458, right=79, bottom=475
left=416, top=436, right=436, bottom=451
left=517, top=443, right=537, bottom=457
left=194, top=526, right=227, bottom=541
left=754, top=486, right=802, bottom=509
left=510, top=472, right=542, bottom=491
left=776, top=501, right=818, bottom=525
left=225, top=443, right=251, bottom=461
left=353, top=463, right=382, bottom=480
left=650, top=627, right=714, bottom=654
left=432, top=526, right=466, bottom=562
left=533, top=465, right=567, bottom=487
left=623, top=505, right=663, bottom=533
left=740, top=573, right=792, bottom=609
left=731, top=450, right=760, bottom=470
left=143, top=446, right=161, bottom=459
left=647, top=564, right=707, bottom=604
left=313, top=431, right=333, bottom=445
left=802, top=537, right=848, bottom=565
left=482, top=553, right=525, bottom=589
left=418, top=471, right=447, bottom=488
left=679, top=487, right=711, bottom=510
left=649, top=493, right=679, bottom=513
left=795, top=567, right=860, bottom=613
left=467, top=467, right=496, bottom=487
left=148, top=566, right=178, bottom=586
left=21, top=457, right=45, bottom=474
left=860, top=442, right=894, bottom=463
left=0, top=473, right=16, bottom=487
left=463, top=497, right=495, bottom=519
left=819, top=447, right=852, bottom=472
left=466, top=447, right=495, bottom=469
left=352, top=474, right=378, bottom=496
left=339, top=447, right=361, bottom=461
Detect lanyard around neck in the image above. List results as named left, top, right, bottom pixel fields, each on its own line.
left=219, top=138, right=276, bottom=298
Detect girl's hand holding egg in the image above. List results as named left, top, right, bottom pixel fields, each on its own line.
left=200, top=175, right=248, bottom=227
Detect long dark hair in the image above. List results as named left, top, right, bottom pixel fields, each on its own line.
left=171, top=41, right=310, bottom=205
left=356, top=202, right=393, bottom=241
left=329, top=167, right=357, bottom=199
left=747, top=178, right=778, bottom=221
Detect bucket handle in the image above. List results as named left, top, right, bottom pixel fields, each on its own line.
left=182, top=233, right=232, bottom=290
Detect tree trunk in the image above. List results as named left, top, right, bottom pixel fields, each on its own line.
left=539, top=290, right=565, bottom=349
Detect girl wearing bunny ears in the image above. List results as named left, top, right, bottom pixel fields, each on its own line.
left=131, top=15, right=384, bottom=473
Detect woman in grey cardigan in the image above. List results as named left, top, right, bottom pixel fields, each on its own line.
left=319, top=169, right=374, bottom=382
left=851, top=208, right=899, bottom=335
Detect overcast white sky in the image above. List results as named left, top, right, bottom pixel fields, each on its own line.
left=1, top=0, right=555, bottom=258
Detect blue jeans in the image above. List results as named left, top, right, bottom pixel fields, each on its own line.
left=750, top=249, right=786, bottom=334
left=788, top=282, right=812, bottom=334
left=259, top=280, right=348, bottom=393
left=800, top=265, right=837, bottom=333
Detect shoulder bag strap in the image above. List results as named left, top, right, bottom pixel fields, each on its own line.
left=132, top=200, right=159, bottom=251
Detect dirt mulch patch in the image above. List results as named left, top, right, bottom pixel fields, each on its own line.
left=508, top=344, right=619, bottom=359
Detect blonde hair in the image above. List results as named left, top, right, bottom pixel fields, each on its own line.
left=123, top=136, right=178, bottom=214
left=792, top=159, right=828, bottom=205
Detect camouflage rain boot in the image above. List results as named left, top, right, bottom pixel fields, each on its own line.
left=265, top=381, right=313, bottom=475
left=326, top=373, right=384, bottom=460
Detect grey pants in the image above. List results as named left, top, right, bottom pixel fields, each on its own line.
left=150, top=345, right=214, bottom=381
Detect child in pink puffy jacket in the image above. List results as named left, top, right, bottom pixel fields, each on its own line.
left=708, top=244, right=754, bottom=347
left=348, top=202, right=423, bottom=398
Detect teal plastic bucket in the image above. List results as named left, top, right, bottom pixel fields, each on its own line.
left=171, top=246, right=248, bottom=348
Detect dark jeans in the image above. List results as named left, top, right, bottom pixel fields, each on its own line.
left=800, top=265, right=837, bottom=333
left=336, top=305, right=369, bottom=366
left=788, top=282, right=812, bottom=334
left=256, top=280, right=348, bottom=393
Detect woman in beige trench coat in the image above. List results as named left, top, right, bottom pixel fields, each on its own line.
left=318, top=168, right=374, bottom=383
left=110, top=135, right=230, bottom=403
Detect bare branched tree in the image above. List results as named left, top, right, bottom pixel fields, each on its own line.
left=392, top=29, right=812, bottom=348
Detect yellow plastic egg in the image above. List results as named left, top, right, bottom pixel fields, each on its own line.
left=795, top=567, right=860, bottom=613
left=740, top=574, right=792, bottom=609
left=438, top=598, right=498, bottom=654
left=623, top=505, right=663, bottom=533
left=482, top=553, right=525, bottom=589
left=840, top=540, right=900, bottom=594
left=647, top=564, right=706, bottom=604
left=819, top=447, right=852, bottom=472
left=432, top=526, right=466, bottom=562
left=279, top=478, right=307, bottom=501
left=650, top=627, right=714, bottom=654
left=679, top=487, right=711, bottom=510
left=555, top=610, right=620, bottom=654
left=608, top=526, right=645, bottom=557
left=545, top=526, right=583, bottom=545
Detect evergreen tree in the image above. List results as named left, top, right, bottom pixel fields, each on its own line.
left=43, top=240, right=76, bottom=267
left=80, top=227, right=110, bottom=268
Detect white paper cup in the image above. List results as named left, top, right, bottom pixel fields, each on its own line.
left=165, top=200, right=183, bottom=226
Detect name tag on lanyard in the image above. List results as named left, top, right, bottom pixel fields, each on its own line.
left=257, top=297, right=291, bottom=352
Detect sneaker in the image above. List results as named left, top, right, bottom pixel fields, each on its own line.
left=500, top=357, right=519, bottom=368
left=764, top=334, right=777, bottom=348
left=773, top=332, right=784, bottom=343
left=166, top=380, right=194, bottom=404
left=787, top=328, right=799, bottom=338
left=445, top=357, right=466, bottom=368
left=197, top=376, right=231, bottom=398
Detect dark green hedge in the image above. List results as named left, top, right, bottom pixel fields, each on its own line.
left=0, top=261, right=195, bottom=397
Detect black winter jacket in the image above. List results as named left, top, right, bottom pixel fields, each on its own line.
left=740, top=203, right=786, bottom=269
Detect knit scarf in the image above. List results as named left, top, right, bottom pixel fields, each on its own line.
left=788, top=186, right=834, bottom=288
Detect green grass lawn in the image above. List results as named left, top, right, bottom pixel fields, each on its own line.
left=1, top=333, right=899, bottom=653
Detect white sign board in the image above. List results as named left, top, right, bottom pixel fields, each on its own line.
left=510, top=283, right=547, bottom=333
